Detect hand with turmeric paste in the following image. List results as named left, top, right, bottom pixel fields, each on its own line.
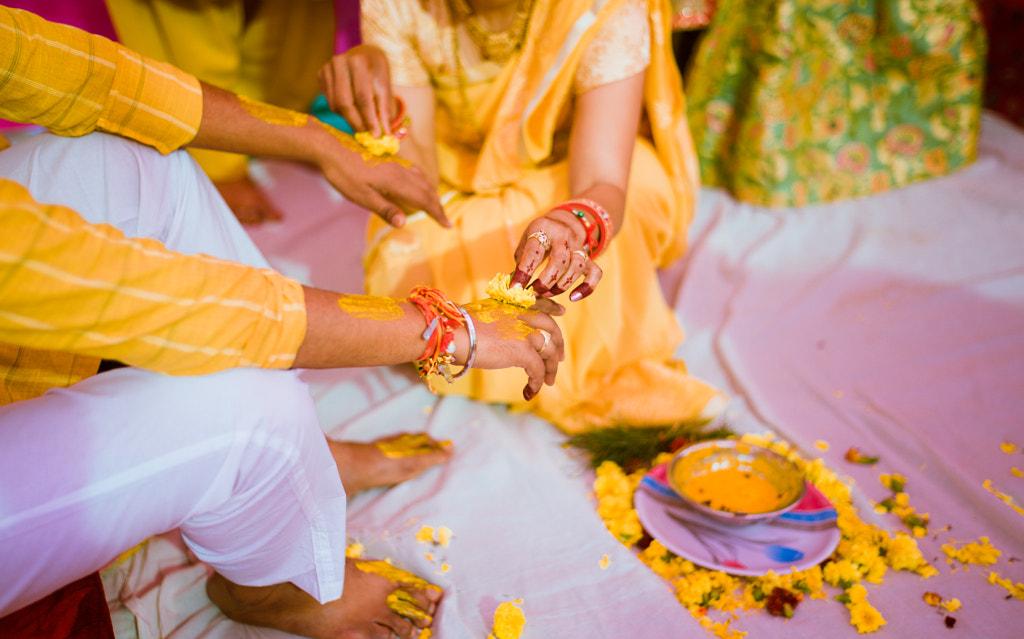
left=190, top=82, right=448, bottom=230
left=296, top=291, right=564, bottom=401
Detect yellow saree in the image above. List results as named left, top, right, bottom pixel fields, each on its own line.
left=363, top=0, right=723, bottom=432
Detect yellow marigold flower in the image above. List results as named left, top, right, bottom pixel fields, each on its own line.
left=885, top=532, right=930, bottom=572
left=836, top=537, right=882, bottom=576
left=491, top=601, right=526, bottom=639
left=824, top=560, right=862, bottom=588
left=987, top=571, right=1024, bottom=599
left=848, top=600, right=886, bottom=633
left=912, top=526, right=927, bottom=538
left=345, top=541, right=365, bottom=558
left=942, top=537, right=1002, bottom=566
left=940, top=598, right=961, bottom=612
left=354, top=131, right=401, bottom=156
left=879, top=473, right=906, bottom=492
left=674, top=571, right=714, bottom=609
left=486, top=273, right=537, bottom=308
left=594, top=461, right=644, bottom=545
left=864, top=561, right=887, bottom=585
left=846, top=583, right=869, bottom=604
left=795, top=565, right=828, bottom=600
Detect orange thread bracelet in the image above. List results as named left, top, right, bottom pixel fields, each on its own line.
left=408, top=285, right=467, bottom=390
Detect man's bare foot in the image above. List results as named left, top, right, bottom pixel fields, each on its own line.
left=215, top=176, right=284, bottom=225
left=207, top=558, right=442, bottom=639
left=329, top=433, right=453, bottom=495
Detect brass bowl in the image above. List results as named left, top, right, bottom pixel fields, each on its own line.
left=667, top=439, right=807, bottom=527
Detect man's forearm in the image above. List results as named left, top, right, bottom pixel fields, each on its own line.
left=292, top=287, right=470, bottom=370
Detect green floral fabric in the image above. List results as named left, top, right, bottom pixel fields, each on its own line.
left=685, top=0, right=987, bottom=207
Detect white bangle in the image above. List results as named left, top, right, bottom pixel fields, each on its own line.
left=452, top=305, right=477, bottom=379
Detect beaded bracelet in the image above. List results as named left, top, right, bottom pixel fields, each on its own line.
left=552, top=198, right=614, bottom=258
left=408, top=285, right=473, bottom=390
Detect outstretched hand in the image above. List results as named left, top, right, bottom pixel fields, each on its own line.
left=314, top=138, right=448, bottom=228
left=461, top=297, right=565, bottom=401
left=510, top=209, right=603, bottom=302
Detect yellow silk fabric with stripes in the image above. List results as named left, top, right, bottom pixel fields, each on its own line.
left=0, top=7, right=306, bottom=403
left=0, top=5, right=202, bottom=154
left=0, top=180, right=307, bottom=404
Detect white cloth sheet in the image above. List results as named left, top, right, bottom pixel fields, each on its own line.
left=102, top=113, right=1024, bottom=638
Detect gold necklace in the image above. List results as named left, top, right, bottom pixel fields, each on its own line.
left=451, top=0, right=535, bottom=64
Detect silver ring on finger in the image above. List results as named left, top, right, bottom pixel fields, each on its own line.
left=528, top=230, right=551, bottom=251
left=572, top=249, right=589, bottom=261
left=537, top=329, right=552, bottom=352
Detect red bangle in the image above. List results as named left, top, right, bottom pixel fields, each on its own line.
left=553, top=198, right=613, bottom=258
left=390, top=97, right=410, bottom=141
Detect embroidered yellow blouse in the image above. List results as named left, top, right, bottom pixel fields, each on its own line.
left=0, top=6, right=307, bottom=403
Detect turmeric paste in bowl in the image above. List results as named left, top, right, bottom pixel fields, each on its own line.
left=668, top=439, right=806, bottom=526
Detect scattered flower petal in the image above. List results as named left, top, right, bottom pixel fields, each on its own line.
left=845, top=447, right=879, bottom=465
left=490, top=601, right=526, bottom=639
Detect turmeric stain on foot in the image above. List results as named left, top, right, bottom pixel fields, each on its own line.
left=376, top=433, right=450, bottom=458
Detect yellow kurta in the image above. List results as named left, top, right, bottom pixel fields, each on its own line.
left=0, top=7, right=307, bottom=404
left=363, top=0, right=723, bottom=432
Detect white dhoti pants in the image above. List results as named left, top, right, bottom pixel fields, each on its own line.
left=0, top=132, right=347, bottom=616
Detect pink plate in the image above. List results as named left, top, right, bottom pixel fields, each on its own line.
left=634, top=463, right=841, bottom=576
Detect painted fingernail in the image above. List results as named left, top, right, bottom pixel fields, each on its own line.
left=549, top=286, right=565, bottom=296
left=571, top=284, right=593, bottom=301
left=510, top=269, right=531, bottom=287
left=531, top=281, right=549, bottom=295
left=523, top=386, right=536, bottom=401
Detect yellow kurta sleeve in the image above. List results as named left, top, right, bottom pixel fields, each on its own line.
left=0, top=179, right=307, bottom=377
left=0, top=5, right=202, bottom=154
